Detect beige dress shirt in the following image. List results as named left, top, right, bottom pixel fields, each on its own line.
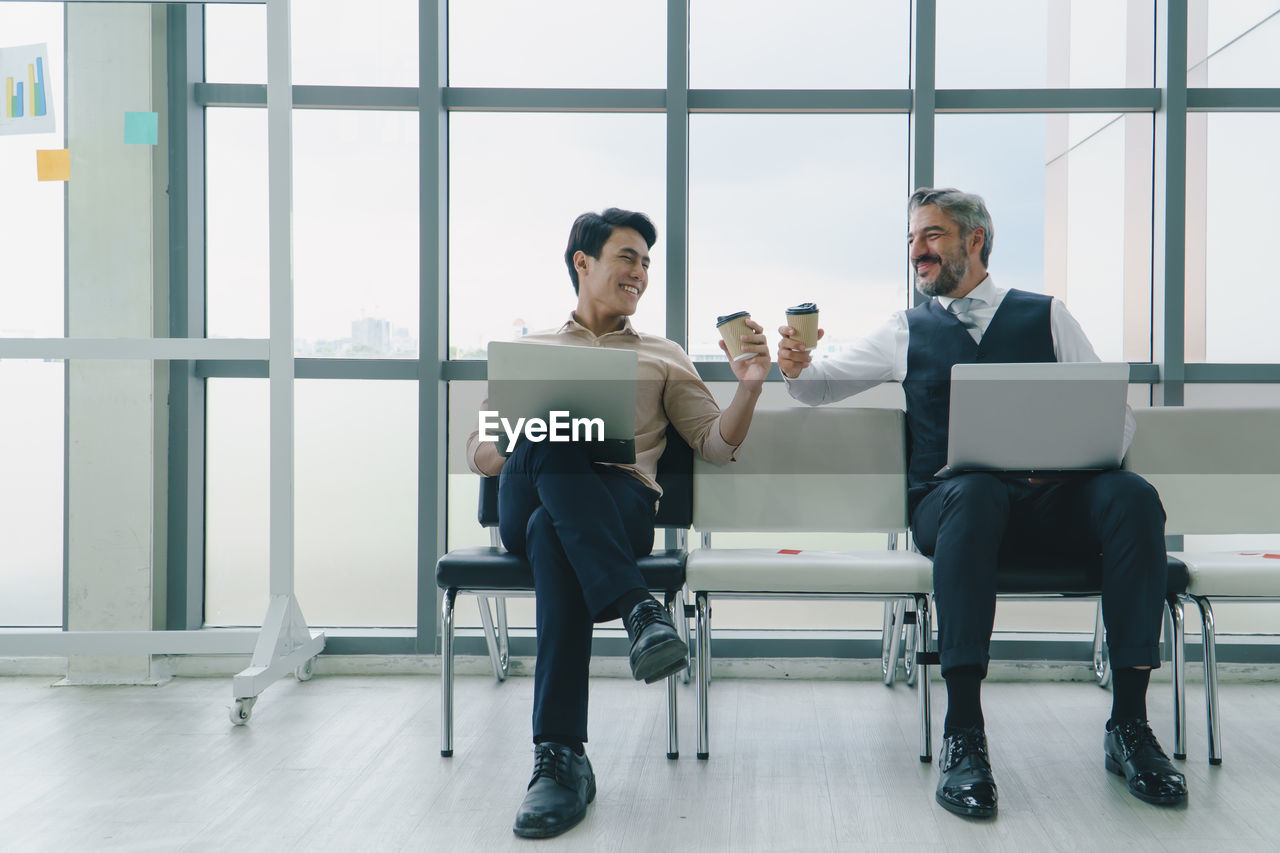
left=465, top=313, right=739, bottom=496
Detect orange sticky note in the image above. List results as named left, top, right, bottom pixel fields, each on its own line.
left=36, top=148, right=69, bottom=181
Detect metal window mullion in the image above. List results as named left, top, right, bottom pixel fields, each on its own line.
left=1155, top=0, right=1188, bottom=406
left=662, top=0, right=691, bottom=553
left=1187, top=87, right=1280, bottom=111
left=445, top=87, right=665, bottom=111
left=168, top=5, right=207, bottom=630
left=1185, top=364, right=1280, bottom=383
left=935, top=88, right=1161, bottom=113
left=910, top=0, right=936, bottom=308
left=420, top=0, right=447, bottom=653
left=195, top=82, right=420, bottom=109
left=666, top=0, right=689, bottom=347
left=687, top=89, right=911, bottom=113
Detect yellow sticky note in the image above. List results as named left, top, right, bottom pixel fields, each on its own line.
left=36, top=148, right=70, bottom=182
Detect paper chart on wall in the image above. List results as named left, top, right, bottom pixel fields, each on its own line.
left=0, top=43, right=56, bottom=136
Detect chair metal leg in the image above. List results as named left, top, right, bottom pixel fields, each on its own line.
left=1168, top=597, right=1187, bottom=760
left=495, top=596, right=510, bottom=679
left=903, top=599, right=918, bottom=687
left=915, top=594, right=932, bottom=763
left=665, top=593, right=679, bottom=759
left=696, top=592, right=711, bottom=760
left=1192, top=595, right=1222, bottom=765
left=676, top=586, right=691, bottom=685
left=1092, top=600, right=1112, bottom=687
left=882, top=600, right=901, bottom=686
left=441, top=588, right=456, bottom=757
left=476, top=596, right=506, bottom=683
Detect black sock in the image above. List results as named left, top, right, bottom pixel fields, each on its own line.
left=613, top=587, right=652, bottom=623
left=534, top=734, right=585, bottom=756
left=943, top=666, right=985, bottom=734
left=1109, top=667, right=1151, bottom=727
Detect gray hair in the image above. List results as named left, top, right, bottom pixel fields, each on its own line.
left=908, top=187, right=994, bottom=267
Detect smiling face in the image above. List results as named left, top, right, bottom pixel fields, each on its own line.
left=908, top=204, right=984, bottom=298
left=573, top=226, right=650, bottom=329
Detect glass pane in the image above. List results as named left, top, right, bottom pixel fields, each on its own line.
left=205, top=379, right=418, bottom=628
left=936, top=0, right=1154, bottom=88
left=1186, top=113, right=1280, bottom=363
left=1189, top=1, right=1280, bottom=87
left=448, top=380, right=534, bottom=629
left=448, top=0, right=665, bottom=88
left=449, top=113, right=665, bottom=358
left=0, top=361, right=63, bottom=627
left=688, top=115, right=908, bottom=358
left=690, top=0, right=908, bottom=89
left=935, top=113, right=1153, bottom=362
left=204, top=1, right=417, bottom=86
left=206, top=109, right=268, bottom=339
left=207, top=109, right=419, bottom=355
left=0, top=3, right=64, bottom=338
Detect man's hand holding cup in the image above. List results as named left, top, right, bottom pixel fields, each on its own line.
left=716, top=311, right=771, bottom=388
left=777, top=302, right=823, bottom=379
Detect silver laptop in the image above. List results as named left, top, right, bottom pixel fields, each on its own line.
left=937, top=362, right=1130, bottom=479
left=486, top=341, right=638, bottom=464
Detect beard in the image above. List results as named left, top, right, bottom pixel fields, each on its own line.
left=913, top=249, right=970, bottom=298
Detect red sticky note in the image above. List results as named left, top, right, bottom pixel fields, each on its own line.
left=778, top=549, right=802, bottom=555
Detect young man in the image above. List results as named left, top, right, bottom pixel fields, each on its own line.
left=466, top=208, right=770, bottom=838
left=776, top=188, right=1186, bottom=819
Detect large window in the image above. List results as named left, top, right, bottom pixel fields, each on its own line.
left=195, top=3, right=1280, bottom=643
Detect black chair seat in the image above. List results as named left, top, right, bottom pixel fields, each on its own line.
left=994, top=554, right=1188, bottom=596
left=436, top=547, right=688, bottom=593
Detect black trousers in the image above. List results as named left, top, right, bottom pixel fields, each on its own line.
left=910, top=470, right=1167, bottom=677
left=498, top=440, right=658, bottom=743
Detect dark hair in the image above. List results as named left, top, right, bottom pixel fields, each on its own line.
left=563, top=208, right=658, bottom=293
left=908, top=187, right=994, bottom=267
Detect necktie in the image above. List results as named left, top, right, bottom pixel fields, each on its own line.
left=948, top=297, right=981, bottom=342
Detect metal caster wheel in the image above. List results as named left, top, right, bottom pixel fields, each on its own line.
left=295, top=658, right=315, bottom=682
left=230, top=696, right=256, bottom=726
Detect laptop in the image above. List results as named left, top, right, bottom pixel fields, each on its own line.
left=485, top=341, right=638, bottom=464
left=936, top=362, right=1130, bottom=479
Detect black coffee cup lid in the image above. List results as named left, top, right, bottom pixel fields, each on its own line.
left=716, top=311, right=750, bottom=326
left=786, top=302, right=819, bottom=315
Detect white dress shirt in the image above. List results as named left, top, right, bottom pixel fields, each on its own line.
left=784, top=275, right=1137, bottom=453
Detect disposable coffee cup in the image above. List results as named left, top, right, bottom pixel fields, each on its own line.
left=715, top=311, right=757, bottom=362
left=785, top=302, right=820, bottom=351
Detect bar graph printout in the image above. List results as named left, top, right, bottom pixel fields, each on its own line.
left=0, top=43, right=55, bottom=136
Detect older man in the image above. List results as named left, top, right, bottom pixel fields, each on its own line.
left=776, top=188, right=1186, bottom=819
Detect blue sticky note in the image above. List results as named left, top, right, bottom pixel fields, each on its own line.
left=124, top=111, right=158, bottom=145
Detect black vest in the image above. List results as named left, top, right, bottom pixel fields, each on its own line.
left=903, top=289, right=1055, bottom=508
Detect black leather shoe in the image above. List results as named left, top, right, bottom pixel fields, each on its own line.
left=1104, top=719, right=1187, bottom=806
left=936, top=728, right=998, bottom=819
left=512, top=743, right=596, bottom=839
left=622, top=598, right=688, bottom=683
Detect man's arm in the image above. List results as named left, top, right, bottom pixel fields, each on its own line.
left=779, top=313, right=905, bottom=405
left=716, top=317, right=769, bottom=447
left=1050, top=299, right=1137, bottom=454
left=662, top=320, right=770, bottom=465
